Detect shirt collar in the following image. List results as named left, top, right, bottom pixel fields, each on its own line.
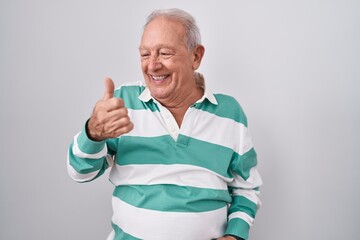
left=138, top=82, right=218, bottom=105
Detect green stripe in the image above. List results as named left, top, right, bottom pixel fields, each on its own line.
left=115, top=86, right=247, bottom=125
left=112, top=222, right=141, bottom=240
left=224, top=218, right=250, bottom=240
left=115, top=85, right=159, bottom=111
left=116, top=135, right=234, bottom=177
left=106, top=138, right=119, bottom=155
left=113, top=185, right=231, bottom=212
left=230, top=148, right=257, bottom=180
left=68, top=143, right=107, bottom=175
left=192, top=94, right=247, bottom=126
left=228, top=195, right=258, bottom=218
left=77, top=126, right=106, bottom=154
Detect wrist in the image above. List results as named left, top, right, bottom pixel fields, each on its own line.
left=86, top=119, right=102, bottom=142
left=224, top=234, right=245, bottom=240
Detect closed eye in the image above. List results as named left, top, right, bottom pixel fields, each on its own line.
left=140, top=53, right=150, bottom=58
left=160, top=52, right=173, bottom=58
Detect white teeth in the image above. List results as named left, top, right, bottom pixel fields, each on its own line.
left=151, top=75, right=167, bottom=80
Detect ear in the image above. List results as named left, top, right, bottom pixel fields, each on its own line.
left=192, top=45, right=205, bottom=70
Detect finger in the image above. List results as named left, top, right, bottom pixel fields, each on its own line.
left=106, top=98, right=125, bottom=111
left=106, top=107, right=128, bottom=120
left=114, top=121, right=134, bottom=136
left=98, top=109, right=128, bottom=125
left=105, top=120, right=134, bottom=138
left=111, top=115, right=132, bottom=129
left=103, top=77, right=115, bottom=100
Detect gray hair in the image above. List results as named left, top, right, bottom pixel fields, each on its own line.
left=144, top=8, right=202, bottom=50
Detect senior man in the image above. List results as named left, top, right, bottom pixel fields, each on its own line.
left=68, top=8, right=262, bottom=240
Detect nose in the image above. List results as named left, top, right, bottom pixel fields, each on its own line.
left=148, top=57, right=162, bottom=71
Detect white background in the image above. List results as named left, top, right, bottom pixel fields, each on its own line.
left=1, top=0, right=359, bottom=239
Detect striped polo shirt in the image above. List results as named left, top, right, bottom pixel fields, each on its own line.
left=68, top=82, right=262, bottom=240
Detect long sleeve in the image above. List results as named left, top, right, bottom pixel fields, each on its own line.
left=67, top=123, right=114, bottom=183
left=224, top=126, right=262, bottom=239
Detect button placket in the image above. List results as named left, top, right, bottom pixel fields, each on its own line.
left=157, top=104, right=180, bottom=141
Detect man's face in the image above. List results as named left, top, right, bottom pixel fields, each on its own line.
left=139, top=17, right=200, bottom=103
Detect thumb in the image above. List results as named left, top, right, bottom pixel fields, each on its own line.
left=103, top=77, right=115, bottom=100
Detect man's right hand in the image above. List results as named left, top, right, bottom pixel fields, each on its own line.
left=86, top=77, right=134, bottom=141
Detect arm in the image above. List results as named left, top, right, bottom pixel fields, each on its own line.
left=225, top=123, right=262, bottom=239
left=67, top=78, right=133, bottom=182
left=67, top=123, right=112, bottom=182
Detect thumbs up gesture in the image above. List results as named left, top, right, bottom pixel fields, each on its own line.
left=86, top=77, right=134, bottom=141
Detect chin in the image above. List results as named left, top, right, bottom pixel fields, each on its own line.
left=151, top=89, right=169, bottom=99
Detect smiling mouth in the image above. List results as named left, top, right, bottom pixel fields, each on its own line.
left=151, top=75, right=170, bottom=81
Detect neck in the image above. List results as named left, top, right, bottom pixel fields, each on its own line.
left=157, top=85, right=203, bottom=127
left=163, top=87, right=202, bottom=108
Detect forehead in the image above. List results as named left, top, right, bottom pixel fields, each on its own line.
left=140, top=17, right=187, bottom=49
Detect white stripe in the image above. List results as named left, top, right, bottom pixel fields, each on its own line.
left=181, top=109, right=254, bottom=155
left=72, top=133, right=107, bottom=159
left=156, top=103, right=180, bottom=140
left=231, top=188, right=262, bottom=208
left=111, top=197, right=227, bottom=240
left=67, top=152, right=99, bottom=182
left=228, top=167, right=263, bottom=189
left=105, top=154, right=114, bottom=168
left=119, top=81, right=144, bottom=87
left=228, top=211, right=255, bottom=227
left=125, top=109, right=169, bottom=137
left=109, top=164, right=231, bottom=190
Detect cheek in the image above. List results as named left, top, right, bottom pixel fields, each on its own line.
left=164, top=59, right=183, bottom=73
left=140, top=61, right=147, bottom=72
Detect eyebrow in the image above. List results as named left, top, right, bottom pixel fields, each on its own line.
left=139, top=44, right=174, bottom=51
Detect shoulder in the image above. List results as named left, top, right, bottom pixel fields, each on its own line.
left=212, top=93, right=248, bottom=126
left=114, top=81, right=145, bottom=96
left=113, top=81, right=146, bottom=109
left=114, top=81, right=145, bottom=100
